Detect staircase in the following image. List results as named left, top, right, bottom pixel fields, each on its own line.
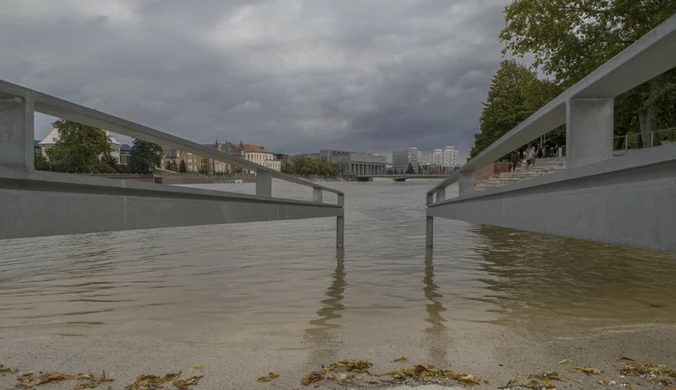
left=474, top=157, right=566, bottom=192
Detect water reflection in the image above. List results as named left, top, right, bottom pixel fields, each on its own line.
left=423, top=249, right=449, bottom=364
left=304, top=249, right=346, bottom=363
left=472, top=225, right=676, bottom=327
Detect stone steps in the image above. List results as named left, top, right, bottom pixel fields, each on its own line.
left=475, top=158, right=566, bottom=192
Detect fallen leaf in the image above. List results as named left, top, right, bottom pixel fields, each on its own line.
left=38, top=372, right=77, bottom=385
left=0, top=364, right=17, bottom=373
left=558, top=359, right=570, bottom=365
left=392, top=356, right=407, bottom=363
left=73, top=371, right=114, bottom=389
left=17, top=372, right=35, bottom=383
left=571, top=367, right=601, bottom=375
left=257, top=372, right=279, bottom=383
left=324, top=360, right=373, bottom=373
left=300, top=372, right=324, bottom=386
left=458, top=373, right=481, bottom=385
left=541, top=371, right=560, bottom=380
left=172, top=376, right=202, bottom=390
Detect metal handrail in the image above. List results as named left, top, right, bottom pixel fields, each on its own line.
left=0, top=79, right=344, bottom=201
left=427, top=13, right=676, bottom=200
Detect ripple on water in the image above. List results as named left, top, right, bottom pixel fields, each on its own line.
left=1, top=182, right=675, bottom=344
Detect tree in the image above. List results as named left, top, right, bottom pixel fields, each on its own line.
left=501, top=0, right=676, bottom=143
left=128, top=139, right=163, bottom=174
left=417, top=165, right=423, bottom=175
left=179, top=159, right=187, bottom=173
left=406, top=162, right=415, bottom=174
left=34, top=154, right=51, bottom=171
left=164, top=160, right=173, bottom=171
left=281, top=155, right=339, bottom=177
left=470, top=60, right=563, bottom=159
left=46, top=119, right=112, bottom=172
left=101, top=154, right=119, bottom=170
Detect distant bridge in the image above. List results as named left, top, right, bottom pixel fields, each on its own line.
left=425, top=14, right=676, bottom=253
left=355, top=174, right=449, bottom=182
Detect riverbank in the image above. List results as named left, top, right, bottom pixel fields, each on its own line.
left=1, top=323, right=675, bottom=389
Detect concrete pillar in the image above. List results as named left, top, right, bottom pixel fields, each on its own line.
left=459, top=172, right=475, bottom=197
left=256, top=170, right=272, bottom=197
left=0, top=95, right=34, bottom=169
left=313, top=187, right=322, bottom=203
left=566, top=98, right=614, bottom=169
left=426, top=216, right=433, bottom=248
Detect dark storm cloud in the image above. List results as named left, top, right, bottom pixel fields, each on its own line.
left=0, top=0, right=509, bottom=161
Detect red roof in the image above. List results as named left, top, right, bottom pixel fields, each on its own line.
left=241, top=144, right=266, bottom=153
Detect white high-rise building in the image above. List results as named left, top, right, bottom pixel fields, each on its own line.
left=392, top=147, right=422, bottom=173
left=442, top=146, right=458, bottom=169
left=430, top=149, right=443, bottom=166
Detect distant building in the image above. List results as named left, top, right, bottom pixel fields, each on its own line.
left=430, top=149, right=443, bottom=166
left=119, top=144, right=131, bottom=166
left=34, top=140, right=41, bottom=157
left=318, top=150, right=386, bottom=176
left=275, top=153, right=290, bottom=162
left=429, top=146, right=458, bottom=170
left=239, top=144, right=281, bottom=173
left=392, top=147, right=422, bottom=173
left=442, top=146, right=458, bottom=169
left=162, top=140, right=234, bottom=174
left=39, top=128, right=122, bottom=162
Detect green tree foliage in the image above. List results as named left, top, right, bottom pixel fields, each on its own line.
left=283, top=155, right=339, bottom=177
left=470, top=60, right=562, bottom=159
left=101, top=154, right=119, bottom=170
left=34, top=154, right=51, bottom=171
left=406, top=162, right=415, bottom=174
left=45, top=120, right=112, bottom=172
left=128, top=139, right=163, bottom=174
left=164, top=160, right=173, bottom=171
left=500, top=0, right=676, bottom=141
left=179, top=159, right=187, bottom=173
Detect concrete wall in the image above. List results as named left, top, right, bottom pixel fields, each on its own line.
left=473, top=162, right=511, bottom=180
left=428, top=146, right=676, bottom=252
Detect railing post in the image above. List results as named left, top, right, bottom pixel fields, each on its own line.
left=256, top=170, right=272, bottom=197
left=426, top=192, right=434, bottom=206
left=313, top=187, right=323, bottom=203
left=436, top=187, right=445, bottom=203
left=336, top=214, right=344, bottom=248
left=459, top=172, right=475, bottom=197
left=566, top=98, right=614, bottom=168
left=426, top=216, right=433, bottom=248
left=336, top=194, right=345, bottom=248
left=0, top=95, right=34, bottom=170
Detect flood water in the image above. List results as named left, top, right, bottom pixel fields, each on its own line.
left=2, top=181, right=676, bottom=360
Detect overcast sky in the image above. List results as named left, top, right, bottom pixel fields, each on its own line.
left=1, top=0, right=510, bottom=163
